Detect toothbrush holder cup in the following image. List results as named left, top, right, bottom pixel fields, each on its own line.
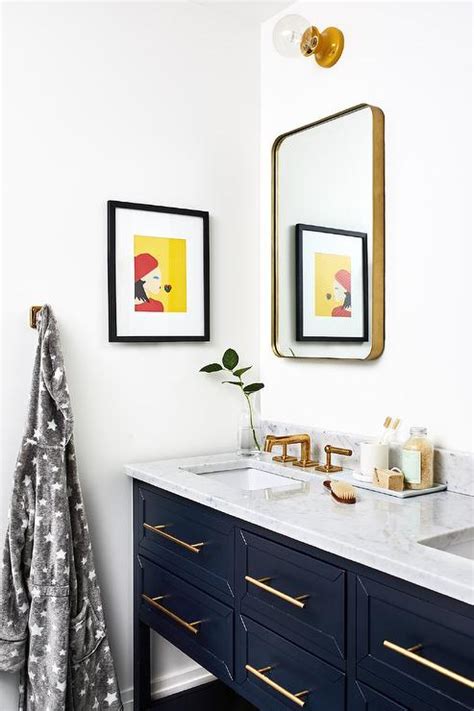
left=355, top=442, right=389, bottom=482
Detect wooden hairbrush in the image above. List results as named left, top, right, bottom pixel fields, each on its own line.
left=323, top=479, right=357, bottom=504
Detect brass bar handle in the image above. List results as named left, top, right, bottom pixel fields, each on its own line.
left=245, top=664, right=308, bottom=707
left=326, top=446, right=352, bottom=456
left=383, top=640, right=474, bottom=689
left=245, top=576, right=308, bottom=609
left=142, top=594, right=201, bottom=635
left=143, top=523, right=204, bottom=554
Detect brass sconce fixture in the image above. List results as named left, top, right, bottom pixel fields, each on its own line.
left=273, top=14, right=344, bottom=68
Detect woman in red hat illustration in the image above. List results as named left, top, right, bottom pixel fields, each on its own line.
left=134, top=253, right=171, bottom=312
left=331, top=269, right=351, bottom=318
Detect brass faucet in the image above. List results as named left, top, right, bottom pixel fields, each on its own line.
left=264, top=434, right=318, bottom=468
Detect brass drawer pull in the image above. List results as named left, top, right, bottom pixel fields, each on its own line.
left=144, top=523, right=204, bottom=554
left=246, top=664, right=308, bottom=707
left=384, top=640, right=474, bottom=689
left=142, top=594, right=202, bottom=635
left=245, top=575, right=309, bottom=609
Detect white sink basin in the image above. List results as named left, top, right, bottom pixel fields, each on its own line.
left=419, top=527, right=474, bottom=562
left=182, top=463, right=304, bottom=492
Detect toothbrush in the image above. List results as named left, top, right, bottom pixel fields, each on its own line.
left=378, top=416, right=392, bottom=444
left=385, top=418, right=401, bottom=444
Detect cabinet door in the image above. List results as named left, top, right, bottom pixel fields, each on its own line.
left=238, top=529, right=345, bottom=664
left=237, top=616, right=345, bottom=710
left=139, top=555, right=234, bottom=680
left=356, top=576, right=474, bottom=711
left=136, top=483, right=234, bottom=598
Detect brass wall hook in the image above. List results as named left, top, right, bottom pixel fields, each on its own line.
left=314, top=445, right=353, bottom=473
left=29, top=306, right=43, bottom=329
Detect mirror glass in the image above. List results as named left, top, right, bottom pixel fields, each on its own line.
left=272, top=104, right=384, bottom=360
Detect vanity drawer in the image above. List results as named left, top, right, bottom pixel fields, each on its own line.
left=356, top=576, right=474, bottom=710
left=351, top=681, right=435, bottom=710
left=138, top=555, right=233, bottom=680
left=238, top=530, right=345, bottom=663
left=136, top=484, right=234, bottom=597
left=237, top=616, right=345, bottom=710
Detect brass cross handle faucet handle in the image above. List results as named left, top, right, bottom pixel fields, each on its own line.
left=314, top=445, right=353, bottom=473
left=264, top=434, right=318, bottom=468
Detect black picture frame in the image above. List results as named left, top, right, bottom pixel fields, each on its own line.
left=295, top=224, right=369, bottom=342
left=107, top=200, right=210, bottom=342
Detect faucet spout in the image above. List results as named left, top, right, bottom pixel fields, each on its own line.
left=264, top=433, right=318, bottom=468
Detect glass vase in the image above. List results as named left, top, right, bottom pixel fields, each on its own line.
left=237, top=408, right=262, bottom=456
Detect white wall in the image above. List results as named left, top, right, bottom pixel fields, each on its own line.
left=0, top=2, right=262, bottom=706
left=260, top=2, right=473, bottom=451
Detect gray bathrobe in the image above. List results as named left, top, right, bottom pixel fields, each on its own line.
left=0, top=306, right=122, bottom=710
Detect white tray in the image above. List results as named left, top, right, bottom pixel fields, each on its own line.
left=330, top=471, right=447, bottom=498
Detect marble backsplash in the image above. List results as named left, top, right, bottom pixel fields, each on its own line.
left=262, top=420, right=473, bottom=497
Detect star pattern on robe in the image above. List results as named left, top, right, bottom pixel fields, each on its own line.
left=2, top=308, right=122, bottom=709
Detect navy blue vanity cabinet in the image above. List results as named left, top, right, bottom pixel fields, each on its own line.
left=132, top=479, right=474, bottom=711
left=136, top=484, right=234, bottom=599
left=238, top=529, right=345, bottom=666
left=356, top=576, right=474, bottom=711
left=138, top=554, right=234, bottom=681
left=236, top=616, right=345, bottom=710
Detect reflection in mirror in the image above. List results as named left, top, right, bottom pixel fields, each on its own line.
left=272, top=104, right=384, bottom=360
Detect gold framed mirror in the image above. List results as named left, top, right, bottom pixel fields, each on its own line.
left=272, top=104, right=385, bottom=360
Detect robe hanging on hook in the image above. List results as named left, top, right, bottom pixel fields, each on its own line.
left=272, top=14, right=344, bottom=68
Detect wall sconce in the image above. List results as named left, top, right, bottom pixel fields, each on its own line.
left=273, top=14, right=344, bottom=68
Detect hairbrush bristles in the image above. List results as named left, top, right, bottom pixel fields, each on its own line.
left=323, top=479, right=357, bottom=504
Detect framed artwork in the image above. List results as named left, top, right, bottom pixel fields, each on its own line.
left=108, top=201, right=209, bottom=342
left=296, top=224, right=368, bottom=342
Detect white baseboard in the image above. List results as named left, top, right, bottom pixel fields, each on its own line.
left=121, top=665, right=216, bottom=710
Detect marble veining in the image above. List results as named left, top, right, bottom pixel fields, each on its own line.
left=125, top=452, right=474, bottom=605
left=262, top=420, right=474, bottom=497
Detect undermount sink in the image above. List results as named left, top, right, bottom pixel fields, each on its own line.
left=419, top=527, right=474, bottom=562
left=182, top=462, right=305, bottom=492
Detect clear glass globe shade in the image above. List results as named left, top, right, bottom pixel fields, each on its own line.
left=272, top=14, right=310, bottom=58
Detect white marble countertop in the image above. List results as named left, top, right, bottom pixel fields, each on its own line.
left=125, top=452, right=474, bottom=605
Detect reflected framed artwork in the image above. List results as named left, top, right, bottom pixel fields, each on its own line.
left=295, top=224, right=368, bottom=342
left=108, top=201, right=209, bottom=342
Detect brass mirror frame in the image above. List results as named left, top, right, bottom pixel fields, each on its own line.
left=271, top=103, right=385, bottom=360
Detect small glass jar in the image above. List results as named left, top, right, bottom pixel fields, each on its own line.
left=401, top=427, right=434, bottom=490
left=237, top=409, right=262, bottom=456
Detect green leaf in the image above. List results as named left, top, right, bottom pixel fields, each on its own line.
left=222, top=348, right=239, bottom=370
left=222, top=380, right=242, bottom=387
left=200, top=363, right=223, bottom=373
left=243, top=382, right=264, bottom=395
left=233, top=366, right=252, bottom=378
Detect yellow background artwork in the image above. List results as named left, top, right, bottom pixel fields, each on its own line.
left=134, top=235, right=187, bottom=312
left=314, top=252, right=351, bottom=316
